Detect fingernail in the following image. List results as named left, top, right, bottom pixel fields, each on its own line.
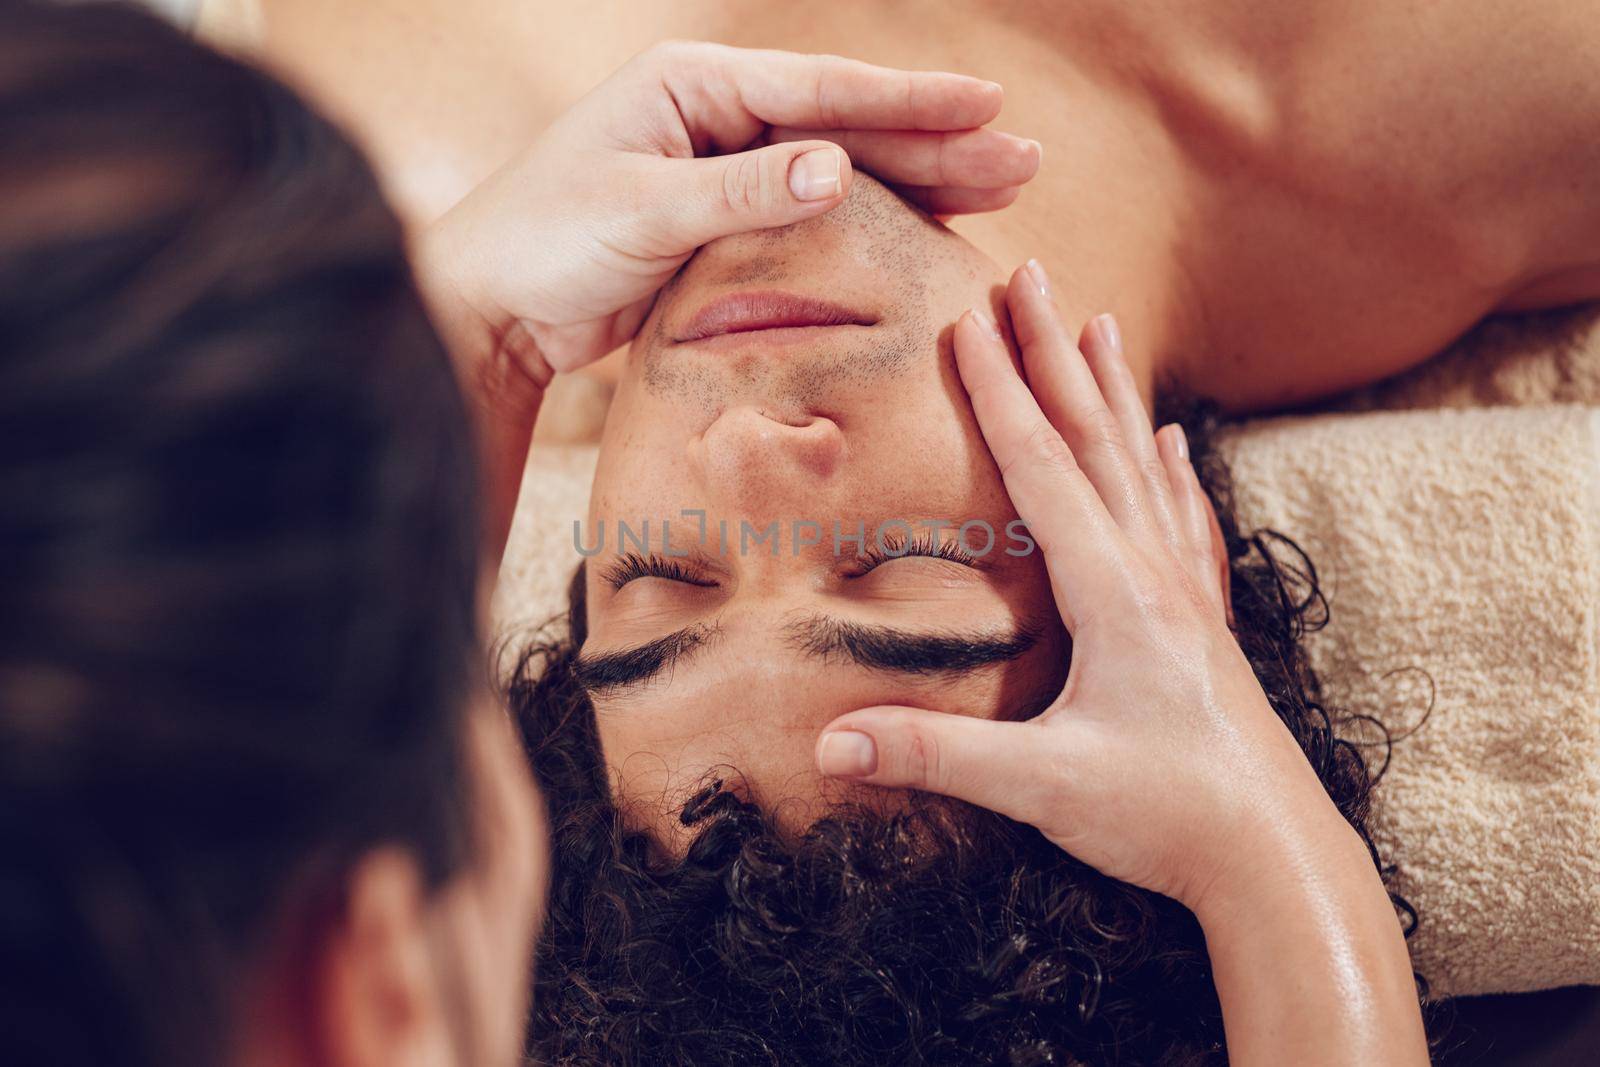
left=1025, top=258, right=1051, bottom=298
left=1167, top=423, right=1190, bottom=461
left=1093, top=312, right=1122, bottom=355
left=970, top=308, right=1002, bottom=342
left=789, top=147, right=843, bottom=202
left=818, top=730, right=878, bottom=777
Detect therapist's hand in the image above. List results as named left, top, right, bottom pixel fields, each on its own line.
left=815, top=266, right=1347, bottom=909
left=414, top=41, right=1038, bottom=557
left=419, top=41, right=1038, bottom=381
left=813, top=266, right=1428, bottom=1066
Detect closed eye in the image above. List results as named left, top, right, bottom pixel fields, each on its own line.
left=600, top=553, right=718, bottom=590
left=845, top=529, right=982, bottom=577
left=602, top=532, right=984, bottom=588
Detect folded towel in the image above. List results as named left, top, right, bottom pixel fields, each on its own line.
left=495, top=305, right=1600, bottom=997
left=493, top=445, right=600, bottom=651
left=1221, top=405, right=1600, bottom=997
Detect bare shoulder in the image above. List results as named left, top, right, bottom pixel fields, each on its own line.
left=1155, top=0, right=1600, bottom=409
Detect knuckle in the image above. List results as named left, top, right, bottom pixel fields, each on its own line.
left=720, top=152, right=768, bottom=215
left=1014, top=422, right=1075, bottom=477
left=933, top=132, right=955, bottom=186
left=1140, top=455, right=1173, bottom=494
left=901, top=729, right=947, bottom=793
left=1078, top=406, right=1126, bottom=456
left=901, top=69, right=925, bottom=129
left=812, top=56, right=845, bottom=128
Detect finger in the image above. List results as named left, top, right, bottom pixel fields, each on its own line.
left=893, top=183, right=1023, bottom=217
left=816, top=707, right=1059, bottom=827
left=953, top=308, right=1127, bottom=630
left=767, top=127, right=1041, bottom=189
left=1004, top=264, right=1156, bottom=537
left=1076, top=312, right=1186, bottom=555
left=1155, top=423, right=1228, bottom=621
left=652, top=141, right=855, bottom=250
left=666, top=43, right=1005, bottom=133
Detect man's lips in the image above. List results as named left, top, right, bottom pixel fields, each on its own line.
left=675, top=290, right=876, bottom=342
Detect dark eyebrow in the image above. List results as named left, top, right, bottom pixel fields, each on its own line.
left=575, top=617, right=1037, bottom=698
left=573, top=623, right=719, bottom=695
left=785, top=616, right=1037, bottom=674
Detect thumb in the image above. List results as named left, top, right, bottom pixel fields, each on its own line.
left=815, top=706, right=1047, bottom=825
left=655, top=140, right=853, bottom=250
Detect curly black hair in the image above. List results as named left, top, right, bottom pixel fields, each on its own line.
left=509, top=400, right=1425, bottom=1066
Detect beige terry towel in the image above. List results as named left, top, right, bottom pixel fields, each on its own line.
left=1221, top=405, right=1600, bottom=997
left=493, top=446, right=600, bottom=647
left=495, top=306, right=1600, bottom=998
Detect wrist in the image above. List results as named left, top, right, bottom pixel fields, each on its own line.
left=410, top=222, right=549, bottom=561
left=412, top=223, right=551, bottom=413
left=1185, top=794, right=1381, bottom=930
left=1187, top=800, right=1426, bottom=1065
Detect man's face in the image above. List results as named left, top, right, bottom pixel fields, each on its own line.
left=583, top=177, right=1066, bottom=838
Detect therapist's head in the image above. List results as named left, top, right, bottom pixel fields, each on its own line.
left=515, top=179, right=1407, bottom=1062
left=0, top=5, right=542, bottom=1067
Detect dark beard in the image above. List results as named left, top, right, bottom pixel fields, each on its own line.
left=529, top=781, right=1225, bottom=1067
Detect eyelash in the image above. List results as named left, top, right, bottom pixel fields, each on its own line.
left=850, top=531, right=980, bottom=574
left=601, top=553, right=716, bottom=590
left=601, top=533, right=980, bottom=589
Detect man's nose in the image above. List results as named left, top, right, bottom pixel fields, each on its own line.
left=691, top=406, right=845, bottom=519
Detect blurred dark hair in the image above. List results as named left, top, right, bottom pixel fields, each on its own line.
left=0, top=3, right=482, bottom=1065
left=512, top=401, right=1427, bottom=1065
